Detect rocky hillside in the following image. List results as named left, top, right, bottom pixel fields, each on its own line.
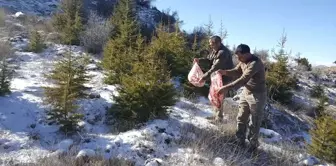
left=0, top=0, right=176, bottom=32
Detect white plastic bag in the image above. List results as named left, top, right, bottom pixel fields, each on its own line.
left=188, top=62, right=205, bottom=87
left=208, top=71, right=224, bottom=109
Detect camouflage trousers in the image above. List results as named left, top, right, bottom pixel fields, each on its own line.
left=236, top=89, right=267, bottom=148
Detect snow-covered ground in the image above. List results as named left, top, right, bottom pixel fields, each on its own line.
left=0, top=39, right=219, bottom=165
left=0, top=0, right=59, bottom=16
left=0, top=7, right=335, bottom=165
left=0, top=36, right=331, bottom=166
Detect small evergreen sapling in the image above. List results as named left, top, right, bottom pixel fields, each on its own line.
left=102, top=0, right=139, bottom=85
left=266, top=32, right=297, bottom=104
left=43, top=50, right=90, bottom=133
left=314, top=94, right=328, bottom=117
left=308, top=115, right=336, bottom=163
left=0, top=41, right=13, bottom=96
left=310, top=83, right=325, bottom=98
left=28, top=30, right=45, bottom=53
left=0, top=59, right=12, bottom=96
left=109, top=35, right=177, bottom=128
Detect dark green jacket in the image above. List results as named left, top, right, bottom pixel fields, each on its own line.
left=199, top=44, right=234, bottom=85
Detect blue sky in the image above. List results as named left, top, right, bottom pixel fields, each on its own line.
left=153, top=0, right=336, bottom=66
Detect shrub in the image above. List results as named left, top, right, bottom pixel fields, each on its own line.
left=80, top=12, right=113, bottom=54
left=0, top=41, right=13, bottom=96
left=28, top=30, right=45, bottom=53
left=295, top=56, right=312, bottom=71
left=314, top=94, right=329, bottom=117
left=310, top=84, right=325, bottom=98
left=308, top=115, right=336, bottom=163
left=37, top=155, right=134, bottom=166
left=43, top=50, right=90, bottom=134
left=253, top=49, right=270, bottom=64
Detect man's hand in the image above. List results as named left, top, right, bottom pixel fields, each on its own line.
left=193, top=58, right=199, bottom=63
left=217, top=86, right=228, bottom=95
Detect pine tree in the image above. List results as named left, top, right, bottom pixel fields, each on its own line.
left=310, top=83, right=325, bottom=98
left=109, top=43, right=177, bottom=127
left=0, top=59, right=11, bottom=96
left=218, top=19, right=228, bottom=42
left=0, top=41, right=13, bottom=96
left=314, top=94, right=328, bottom=117
left=148, top=23, right=193, bottom=82
left=192, top=33, right=198, bottom=53
left=266, top=32, right=297, bottom=104
left=134, top=31, right=146, bottom=61
left=52, top=0, right=84, bottom=45
left=102, top=0, right=139, bottom=85
left=199, top=15, right=214, bottom=51
left=43, top=50, right=90, bottom=134
left=308, top=115, right=336, bottom=163
left=109, top=0, right=138, bottom=40
left=28, top=30, right=45, bottom=53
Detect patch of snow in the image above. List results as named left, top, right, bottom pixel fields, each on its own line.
left=76, top=149, right=96, bottom=158
left=301, top=131, right=312, bottom=144
left=144, top=158, right=166, bottom=166
left=259, top=128, right=282, bottom=143
left=13, top=12, right=25, bottom=18
left=299, top=156, right=320, bottom=166
left=212, top=157, right=225, bottom=166
left=49, top=149, right=66, bottom=157
left=57, top=139, right=74, bottom=151
left=0, top=0, right=59, bottom=16
left=137, top=7, right=158, bottom=29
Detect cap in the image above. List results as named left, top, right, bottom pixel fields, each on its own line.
left=235, top=44, right=250, bottom=54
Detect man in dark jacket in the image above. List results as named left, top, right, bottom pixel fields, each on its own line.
left=194, top=35, right=234, bottom=121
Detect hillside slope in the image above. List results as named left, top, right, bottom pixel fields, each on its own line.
left=0, top=3, right=335, bottom=166
left=0, top=28, right=333, bottom=166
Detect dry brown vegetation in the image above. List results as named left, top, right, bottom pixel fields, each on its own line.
left=165, top=100, right=305, bottom=166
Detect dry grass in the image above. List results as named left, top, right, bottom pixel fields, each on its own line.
left=9, top=156, right=134, bottom=166
left=320, top=66, right=336, bottom=74
left=166, top=120, right=305, bottom=166
left=165, top=98, right=306, bottom=166
left=165, top=119, right=306, bottom=166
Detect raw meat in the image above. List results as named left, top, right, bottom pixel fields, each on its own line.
left=208, top=71, right=224, bottom=108
left=188, top=61, right=205, bottom=87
